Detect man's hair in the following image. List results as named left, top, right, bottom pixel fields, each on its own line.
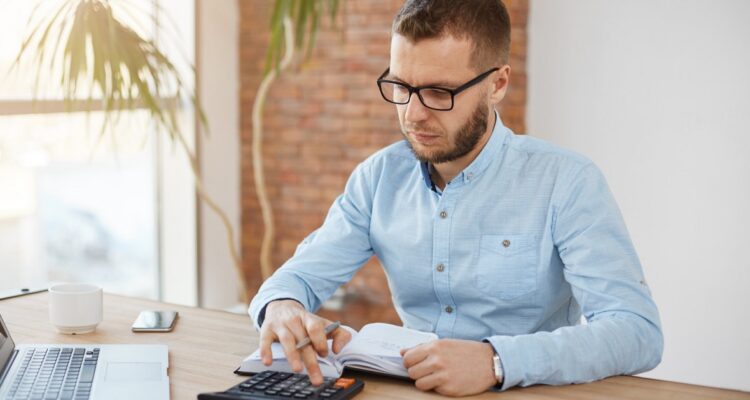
left=392, top=0, right=511, bottom=71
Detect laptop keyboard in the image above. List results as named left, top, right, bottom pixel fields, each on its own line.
left=5, top=347, right=100, bottom=400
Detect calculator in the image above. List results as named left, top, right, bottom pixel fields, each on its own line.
left=197, top=370, right=365, bottom=400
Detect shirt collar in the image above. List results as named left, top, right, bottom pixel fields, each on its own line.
left=419, top=111, right=510, bottom=190
left=419, top=161, right=435, bottom=191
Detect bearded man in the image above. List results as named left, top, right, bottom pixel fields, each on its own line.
left=249, top=0, right=663, bottom=396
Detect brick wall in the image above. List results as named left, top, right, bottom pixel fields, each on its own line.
left=239, top=0, right=528, bottom=329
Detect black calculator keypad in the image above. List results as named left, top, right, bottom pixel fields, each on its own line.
left=197, top=371, right=364, bottom=400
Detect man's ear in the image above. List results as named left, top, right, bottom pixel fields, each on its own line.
left=488, top=65, right=511, bottom=104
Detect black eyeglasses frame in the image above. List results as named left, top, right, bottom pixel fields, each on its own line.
left=376, top=67, right=500, bottom=111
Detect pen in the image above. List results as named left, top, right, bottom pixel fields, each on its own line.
left=295, top=321, right=341, bottom=350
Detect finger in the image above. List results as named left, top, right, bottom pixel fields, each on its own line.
left=258, top=329, right=278, bottom=366
left=399, top=347, right=411, bottom=357
left=402, top=343, right=430, bottom=369
left=277, top=330, right=303, bottom=372
left=407, top=355, right=436, bottom=380
left=285, top=317, right=324, bottom=385
left=299, top=344, right=325, bottom=386
left=305, top=318, right=329, bottom=357
left=331, top=327, right=352, bottom=354
left=414, top=371, right=444, bottom=392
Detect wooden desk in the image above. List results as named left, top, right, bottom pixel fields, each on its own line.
left=0, top=292, right=747, bottom=400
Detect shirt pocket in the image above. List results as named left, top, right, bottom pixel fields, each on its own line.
left=474, top=234, right=539, bottom=300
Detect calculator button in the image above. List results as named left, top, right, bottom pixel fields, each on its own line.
left=334, top=378, right=356, bottom=389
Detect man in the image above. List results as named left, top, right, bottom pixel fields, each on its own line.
left=249, top=0, right=663, bottom=396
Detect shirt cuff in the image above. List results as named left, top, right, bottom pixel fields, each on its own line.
left=482, top=339, right=505, bottom=391
left=256, top=297, right=302, bottom=328
left=483, top=335, right=522, bottom=391
left=249, top=287, right=310, bottom=330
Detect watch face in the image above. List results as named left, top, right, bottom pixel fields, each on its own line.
left=492, top=354, right=504, bottom=382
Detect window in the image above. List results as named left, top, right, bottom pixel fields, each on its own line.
left=0, top=0, right=196, bottom=302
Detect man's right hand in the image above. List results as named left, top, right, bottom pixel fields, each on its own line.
left=258, top=299, right=352, bottom=386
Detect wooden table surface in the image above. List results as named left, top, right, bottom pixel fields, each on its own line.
left=0, top=292, right=747, bottom=400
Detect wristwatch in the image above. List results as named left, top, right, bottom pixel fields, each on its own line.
left=492, top=352, right=504, bottom=386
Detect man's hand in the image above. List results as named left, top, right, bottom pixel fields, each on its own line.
left=401, top=339, right=498, bottom=397
left=258, top=300, right=351, bottom=386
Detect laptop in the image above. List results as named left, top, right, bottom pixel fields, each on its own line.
left=0, top=313, right=169, bottom=400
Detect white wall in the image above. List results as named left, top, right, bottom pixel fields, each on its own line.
left=196, top=0, right=242, bottom=310
left=528, top=0, right=750, bottom=392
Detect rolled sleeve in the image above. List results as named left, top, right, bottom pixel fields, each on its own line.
left=248, top=161, right=376, bottom=330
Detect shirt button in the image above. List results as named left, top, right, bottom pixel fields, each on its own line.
left=439, top=211, right=448, bottom=219
left=502, top=239, right=511, bottom=248
left=436, top=263, right=445, bottom=272
left=444, top=306, right=453, bottom=313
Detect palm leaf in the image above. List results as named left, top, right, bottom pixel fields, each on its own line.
left=263, top=0, right=340, bottom=77
left=9, top=0, right=253, bottom=303
left=264, top=0, right=291, bottom=75
left=13, top=0, right=206, bottom=142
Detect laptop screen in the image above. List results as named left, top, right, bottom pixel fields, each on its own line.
left=0, top=314, right=16, bottom=376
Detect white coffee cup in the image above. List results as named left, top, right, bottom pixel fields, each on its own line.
left=48, top=283, right=103, bottom=334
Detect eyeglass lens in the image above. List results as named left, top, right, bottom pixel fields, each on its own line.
left=379, top=82, right=453, bottom=110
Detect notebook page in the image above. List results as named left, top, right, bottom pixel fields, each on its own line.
left=339, top=323, right=438, bottom=359
left=240, top=340, right=343, bottom=377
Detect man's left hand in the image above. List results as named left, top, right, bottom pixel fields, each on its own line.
left=400, top=339, right=498, bottom=397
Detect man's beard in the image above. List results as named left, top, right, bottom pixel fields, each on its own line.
left=401, top=103, right=489, bottom=164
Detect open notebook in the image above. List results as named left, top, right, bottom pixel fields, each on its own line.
left=238, top=323, right=438, bottom=378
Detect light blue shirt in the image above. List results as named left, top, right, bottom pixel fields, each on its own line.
left=249, top=114, right=663, bottom=390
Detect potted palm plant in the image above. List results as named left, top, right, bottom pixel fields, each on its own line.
left=12, top=0, right=341, bottom=302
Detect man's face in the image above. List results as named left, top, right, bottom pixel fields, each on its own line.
left=388, top=34, right=492, bottom=164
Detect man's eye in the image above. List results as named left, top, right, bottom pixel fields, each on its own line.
left=393, top=85, right=409, bottom=93
left=422, top=89, right=451, bottom=99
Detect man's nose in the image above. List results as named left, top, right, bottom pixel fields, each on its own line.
left=404, top=92, right=429, bottom=123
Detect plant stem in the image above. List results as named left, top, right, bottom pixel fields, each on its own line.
left=252, top=17, right=296, bottom=280
left=173, top=128, right=248, bottom=304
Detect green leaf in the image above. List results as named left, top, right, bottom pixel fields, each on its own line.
left=11, top=0, right=73, bottom=72
left=264, top=0, right=292, bottom=76
left=305, top=2, right=321, bottom=60
left=329, top=0, right=340, bottom=22
left=294, top=0, right=309, bottom=50
left=13, top=0, right=293, bottom=158
left=263, top=0, right=343, bottom=77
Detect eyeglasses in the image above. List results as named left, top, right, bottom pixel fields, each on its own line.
left=376, top=67, right=499, bottom=111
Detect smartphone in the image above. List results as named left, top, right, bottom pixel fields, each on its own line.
left=131, top=310, right=178, bottom=332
